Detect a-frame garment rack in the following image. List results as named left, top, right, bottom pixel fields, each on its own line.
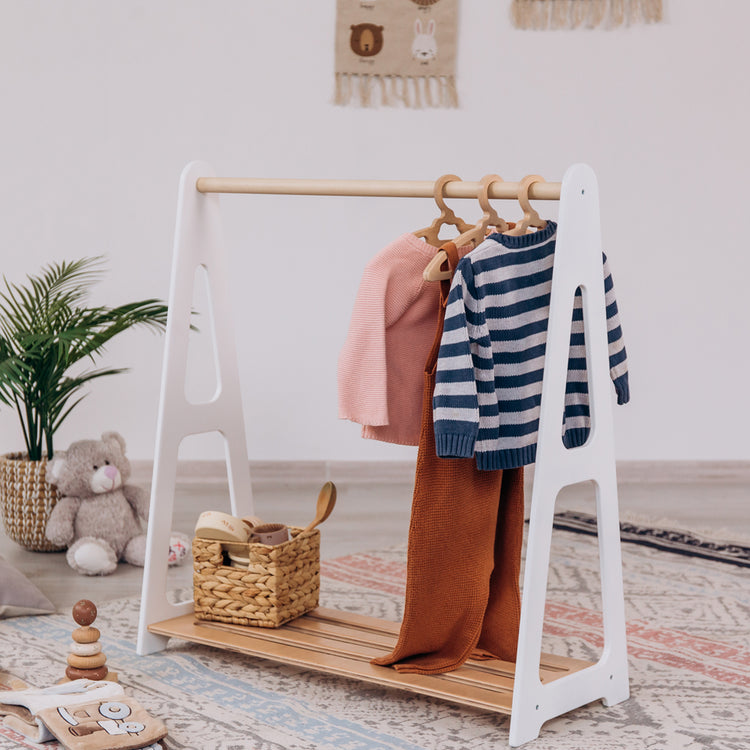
left=136, top=162, right=629, bottom=747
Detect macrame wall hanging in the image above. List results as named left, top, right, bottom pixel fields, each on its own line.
left=512, top=0, right=663, bottom=29
left=334, top=0, right=459, bottom=109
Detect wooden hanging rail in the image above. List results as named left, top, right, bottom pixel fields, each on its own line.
left=195, top=176, right=562, bottom=200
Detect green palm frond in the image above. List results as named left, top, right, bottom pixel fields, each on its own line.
left=0, top=257, right=168, bottom=460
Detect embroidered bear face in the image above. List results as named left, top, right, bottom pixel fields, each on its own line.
left=350, top=23, right=384, bottom=57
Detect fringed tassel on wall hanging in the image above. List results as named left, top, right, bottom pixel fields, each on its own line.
left=334, top=0, right=459, bottom=109
left=512, top=0, right=663, bottom=29
left=334, top=73, right=459, bottom=109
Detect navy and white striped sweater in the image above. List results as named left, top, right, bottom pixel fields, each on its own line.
left=433, top=222, right=629, bottom=470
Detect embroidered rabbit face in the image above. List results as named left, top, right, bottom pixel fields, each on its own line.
left=412, top=18, right=437, bottom=62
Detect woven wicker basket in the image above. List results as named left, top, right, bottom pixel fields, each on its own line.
left=193, top=526, right=320, bottom=628
left=0, top=453, right=64, bottom=552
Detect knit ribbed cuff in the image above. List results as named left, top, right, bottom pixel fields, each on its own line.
left=613, top=372, right=630, bottom=405
left=475, top=444, right=537, bottom=470
left=562, top=427, right=591, bottom=450
left=435, top=432, right=476, bottom=459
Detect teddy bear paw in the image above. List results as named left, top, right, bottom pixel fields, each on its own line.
left=67, top=537, right=118, bottom=576
left=123, top=534, right=148, bottom=567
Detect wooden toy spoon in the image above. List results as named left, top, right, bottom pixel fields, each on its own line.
left=300, top=481, right=337, bottom=535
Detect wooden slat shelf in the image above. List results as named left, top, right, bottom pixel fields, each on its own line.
left=148, top=607, right=593, bottom=715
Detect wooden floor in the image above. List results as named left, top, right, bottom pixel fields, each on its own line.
left=1, top=460, right=748, bottom=612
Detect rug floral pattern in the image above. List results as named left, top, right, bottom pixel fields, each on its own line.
left=1, top=529, right=748, bottom=749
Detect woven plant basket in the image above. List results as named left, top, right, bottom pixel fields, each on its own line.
left=0, top=453, right=64, bottom=552
left=193, top=526, right=320, bottom=628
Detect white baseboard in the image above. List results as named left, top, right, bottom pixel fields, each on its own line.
left=130, top=459, right=750, bottom=487
left=130, top=460, right=414, bottom=486
left=614, top=460, right=750, bottom=484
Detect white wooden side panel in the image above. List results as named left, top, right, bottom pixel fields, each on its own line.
left=509, top=164, right=629, bottom=746
left=136, top=161, right=254, bottom=655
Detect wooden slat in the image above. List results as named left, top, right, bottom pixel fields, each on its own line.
left=198, top=617, right=520, bottom=695
left=301, top=609, right=586, bottom=681
left=149, top=608, right=593, bottom=716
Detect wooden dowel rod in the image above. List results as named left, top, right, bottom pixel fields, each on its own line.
left=195, top=177, right=562, bottom=201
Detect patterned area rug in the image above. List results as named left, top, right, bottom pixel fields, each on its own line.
left=553, top=510, right=750, bottom=568
left=1, top=526, right=749, bottom=750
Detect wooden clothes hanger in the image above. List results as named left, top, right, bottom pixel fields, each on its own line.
left=504, top=174, right=548, bottom=236
left=422, top=174, right=507, bottom=282
left=414, top=174, right=474, bottom=248
left=478, top=174, right=511, bottom=235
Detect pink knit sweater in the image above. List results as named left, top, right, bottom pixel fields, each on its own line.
left=338, top=233, right=469, bottom=446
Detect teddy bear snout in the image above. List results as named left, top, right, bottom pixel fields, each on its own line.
left=90, top=464, right=122, bottom=493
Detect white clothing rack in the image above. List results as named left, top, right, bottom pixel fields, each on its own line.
left=136, top=162, right=629, bottom=747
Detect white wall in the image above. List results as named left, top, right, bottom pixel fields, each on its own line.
left=1, top=1, right=748, bottom=463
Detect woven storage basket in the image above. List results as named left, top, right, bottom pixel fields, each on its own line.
left=0, top=453, right=64, bottom=552
left=193, top=526, right=320, bottom=628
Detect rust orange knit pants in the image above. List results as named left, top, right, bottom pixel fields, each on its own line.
left=372, top=243, right=525, bottom=675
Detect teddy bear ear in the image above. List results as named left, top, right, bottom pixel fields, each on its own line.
left=48, top=457, right=66, bottom=484
left=102, top=431, right=126, bottom=454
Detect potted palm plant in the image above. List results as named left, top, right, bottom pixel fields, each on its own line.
left=0, top=257, right=168, bottom=550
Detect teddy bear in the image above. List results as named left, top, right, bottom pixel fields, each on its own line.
left=44, top=431, right=189, bottom=576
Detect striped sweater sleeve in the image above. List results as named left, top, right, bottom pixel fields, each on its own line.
left=564, top=252, right=630, bottom=447
left=566, top=253, right=629, bottom=416
left=603, top=253, right=629, bottom=404
left=433, top=259, right=498, bottom=459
